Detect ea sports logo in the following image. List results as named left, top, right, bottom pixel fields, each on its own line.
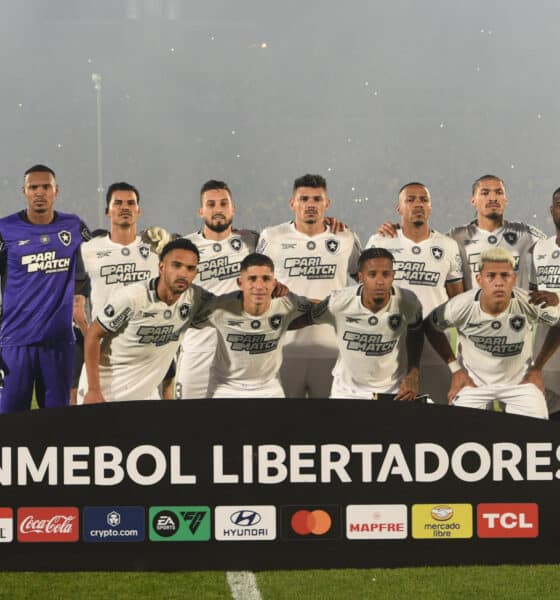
left=153, top=510, right=179, bottom=537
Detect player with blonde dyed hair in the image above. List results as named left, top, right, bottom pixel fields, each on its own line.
left=425, top=248, right=560, bottom=419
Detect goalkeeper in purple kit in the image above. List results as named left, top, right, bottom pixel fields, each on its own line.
left=0, top=165, right=91, bottom=413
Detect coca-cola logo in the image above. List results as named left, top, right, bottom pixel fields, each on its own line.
left=17, top=507, right=79, bottom=543
left=19, top=515, right=76, bottom=534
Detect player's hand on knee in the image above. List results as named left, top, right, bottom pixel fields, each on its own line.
left=141, top=226, right=172, bottom=254
left=377, top=222, right=399, bottom=237
left=395, top=369, right=419, bottom=401
left=520, top=366, right=545, bottom=392
left=447, top=369, right=475, bottom=404
left=83, top=389, right=106, bottom=404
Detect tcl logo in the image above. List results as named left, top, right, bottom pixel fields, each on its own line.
left=17, top=508, right=79, bottom=542
left=477, top=503, right=538, bottom=538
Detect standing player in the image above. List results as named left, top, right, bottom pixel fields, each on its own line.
left=175, top=180, right=258, bottom=399
left=425, top=248, right=560, bottom=419
left=0, top=165, right=91, bottom=413
left=530, top=186, right=560, bottom=418
left=191, top=253, right=313, bottom=397
left=365, top=182, right=463, bottom=403
left=311, top=248, right=423, bottom=400
left=80, top=239, right=208, bottom=403
left=257, top=174, right=362, bottom=398
left=73, top=182, right=162, bottom=403
left=449, top=174, right=546, bottom=290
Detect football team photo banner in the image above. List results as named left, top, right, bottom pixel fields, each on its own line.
left=0, top=399, right=558, bottom=570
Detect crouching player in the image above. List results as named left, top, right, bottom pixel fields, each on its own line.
left=425, top=247, right=560, bottom=419
left=184, top=253, right=314, bottom=398
left=309, top=247, right=424, bottom=400
left=79, top=239, right=208, bottom=403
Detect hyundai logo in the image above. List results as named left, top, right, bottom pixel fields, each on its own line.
left=230, top=510, right=261, bottom=526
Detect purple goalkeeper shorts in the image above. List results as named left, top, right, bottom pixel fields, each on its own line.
left=0, top=343, right=75, bottom=413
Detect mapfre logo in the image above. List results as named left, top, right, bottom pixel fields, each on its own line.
left=477, top=503, right=538, bottom=538
left=17, top=507, right=79, bottom=542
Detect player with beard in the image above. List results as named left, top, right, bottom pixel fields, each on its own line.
left=80, top=239, right=210, bottom=403
left=448, top=175, right=545, bottom=290
left=257, top=174, right=362, bottom=399
left=309, top=248, right=423, bottom=400
left=365, top=182, right=464, bottom=403
left=175, top=180, right=258, bottom=399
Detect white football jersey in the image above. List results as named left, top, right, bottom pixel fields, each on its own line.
left=78, top=280, right=210, bottom=402
left=191, top=291, right=312, bottom=395
left=531, top=235, right=560, bottom=411
left=79, top=234, right=159, bottom=320
left=430, top=287, right=560, bottom=386
left=257, top=222, right=362, bottom=357
left=312, top=285, right=422, bottom=395
left=448, top=220, right=545, bottom=290
left=365, top=229, right=463, bottom=314
left=180, top=229, right=258, bottom=351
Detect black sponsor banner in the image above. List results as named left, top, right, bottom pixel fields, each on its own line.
left=0, top=399, right=559, bottom=570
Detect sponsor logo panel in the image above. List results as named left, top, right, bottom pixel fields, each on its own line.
left=346, top=505, right=407, bottom=540
left=83, top=507, right=145, bottom=542
left=0, top=508, right=13, bottom=543
left=477, top=503, right=538, bottom=538
left=412, top=504, right=472, bottom=539
left=149, top=506, right=211, bottom=542
left=214, top=506, right=276, bottom=541
left=17, top=507, right=79, bottom=543
left=281, top=505, right=340, bottom=541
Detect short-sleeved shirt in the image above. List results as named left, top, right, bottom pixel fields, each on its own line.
left=366, top=229, right=463, bottom=314
left=430, top=287, right=560, bottom=386
left=257, top=222, right=362, bottom=357
left=312, top=285, right=422, bottom=394
left=81, top=279, right=210, bottom=401
left=448, top=220, right=545, bottom=290
left=0, top=210, right=90, bottom=346
left=78, top=233, right=159, bottom=320
left=180, top=229, right=258, bottom=352
left=192, top=291, right=312, bottom=392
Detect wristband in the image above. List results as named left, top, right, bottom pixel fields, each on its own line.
left=448, top=360, right=461, bottom=374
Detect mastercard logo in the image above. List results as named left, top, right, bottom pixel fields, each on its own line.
left=290, top=510, right=332, bottom=536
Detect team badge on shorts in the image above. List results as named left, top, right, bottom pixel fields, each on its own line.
left=269, top=315, right=282, bottom=330
left=325, top=239, right=339, bottom=254
left=388, top=315, right=401, bottom=330
left=104, top=305, right=115, bottom=317
left=230, top=238, right=242, bottom=252
left=179, top=304, right=190, bottom=320
left=431, top=246, right=443, bottom=260
left=139, top=245, right=150, bottom=259
left=503, top=232, right=518, bottom=246
left=509, top=316, right=525, bottom=332
left=58, top=231, right=71, bottom=246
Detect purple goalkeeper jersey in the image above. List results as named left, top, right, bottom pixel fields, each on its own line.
left=0, top=210, right=90, bottom=346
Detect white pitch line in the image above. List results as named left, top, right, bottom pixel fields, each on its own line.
left=226, top=570, right=263, bottom=600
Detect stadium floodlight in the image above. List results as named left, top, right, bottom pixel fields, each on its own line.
left=92, top=73, right=104, bottom=228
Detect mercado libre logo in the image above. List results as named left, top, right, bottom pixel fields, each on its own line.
left=281, top=506, right=341, bottom=541
left=412, top=504, right=472, bottom=539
